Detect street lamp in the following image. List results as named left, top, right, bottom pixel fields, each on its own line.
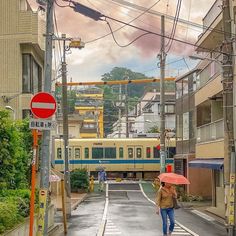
left=5, top=106, right=15, bottom=120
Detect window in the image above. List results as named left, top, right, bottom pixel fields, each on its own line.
left=68, top=148, right=72, bottom=159
left=165, top=104, right=175, bottom=114
left=22, top=109, right=31, bottom=119
left=183, top=112, right=189, bottom=140
left=119, top=147, right=124, bottom=158
left=128, top=148, right=134, bottom=158
left=75, top=148, right=81, bottom=159
left=57, top=148, right=62, bottom=159
left=183, top=77, right=189, bottom=95
left=92, top=147, right=103, bottom=159
left=84, top=148, right=89, bottom=159
left=146, top=147, right=151, bottom=158
left=153, top=147, right=160, bottom=158
left=105, top=148, right=116, bottom=159
left=136, top=148, right=142, bottom=158
left=167, top=147, right=176, bottom=159
left=176, top=81, right=182, bottom=99
left=22, top=54, right=42, bottom=94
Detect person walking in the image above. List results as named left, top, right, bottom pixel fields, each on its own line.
left=156, top=182, right=177, bottom=236
left=98, top=169, right=107, bottom=192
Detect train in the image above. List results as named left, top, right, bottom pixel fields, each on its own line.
left=53, top=138, right=175, bottom=179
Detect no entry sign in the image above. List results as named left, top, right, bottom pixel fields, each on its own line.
left=30, top=92, right=56, bottom=119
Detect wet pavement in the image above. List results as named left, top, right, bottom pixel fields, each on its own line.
left=55, top=192, right=105, bottom=236
left=54, top=182, right=227, bottom=236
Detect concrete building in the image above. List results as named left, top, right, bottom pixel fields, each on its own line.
left=74, top=87, right=104, bottom=138
left=188, top=0, right=224, bottom=217
left=0, top=0, right=45, bottom=119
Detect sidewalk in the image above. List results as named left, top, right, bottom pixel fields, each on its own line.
left=51, top=192, right=87, bottom=211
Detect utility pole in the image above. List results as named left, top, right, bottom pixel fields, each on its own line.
left=39, top=0, right=54, bottom=235
left=61, top=34, right=71, bottom=217
left=118, top=84, right=122, bottom=138
left=125, top=80, right=129, bottom=138
left=159, top=15, right=166, bottom=174
left=222, top=1, right=235, bottom=235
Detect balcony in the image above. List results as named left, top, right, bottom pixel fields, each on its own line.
left=202, top=0, right=222, bottom=33
left=197, top=119, right=223, bottom=143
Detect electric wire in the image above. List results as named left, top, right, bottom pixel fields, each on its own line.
left=85, top=0, right=162, bottom=44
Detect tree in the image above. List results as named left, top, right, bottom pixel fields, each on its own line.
left=147, top=125, right=160, bottom=133
left=0, top=110, right=32, bottom=189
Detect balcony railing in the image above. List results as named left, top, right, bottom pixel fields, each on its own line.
left=197, top=119, right=223, bottom=143
left=202, top=0, right=222, bottom=33
left=197, top=60, right=221, bottom=89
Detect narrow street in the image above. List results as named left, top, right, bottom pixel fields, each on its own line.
left=55, top=182, right=227, bottom=236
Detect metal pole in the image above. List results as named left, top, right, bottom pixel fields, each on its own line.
left=118, top=84, right=122, bottom=138
left=61, top=34, right=71, bottom=217
left=125, top=78, right=129, bottom=138
left=159, top=15, right=166, bottom=174
left=221, top=0, right=235, bottom=234
left=38, top=1, right=54, bottom=235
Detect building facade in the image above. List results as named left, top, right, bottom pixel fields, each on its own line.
left=0, top=0, right=45, bottom=119
left=188, top=0, right=225, bottom=217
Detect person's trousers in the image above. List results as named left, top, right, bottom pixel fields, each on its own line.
left=160, top=207, right=175, bottom=235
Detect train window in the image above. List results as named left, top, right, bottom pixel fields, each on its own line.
left=84, top=148, right=89, bottom=159
left=146, top=147, right=151, bottom=158
left=119, top=147, right=124, bottom=158
left=69, top=148, right=72, bottom=159
left=153, top=147, right=160, bottom=158
left=136, top=148, right=142, bottom=158
left=128, top=148, right=133, bottom=158
left=105, top=147, right=116, bottom=159
left=92, top=147, right=104, bottom=159
left=75, top=148, right=80, bottom=159
left=57, top=148, right=62, bottom=159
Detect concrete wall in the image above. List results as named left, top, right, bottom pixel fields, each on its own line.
left=196, top=140, right=224, bottom=158
left=3, top=204, right=54, bottom=236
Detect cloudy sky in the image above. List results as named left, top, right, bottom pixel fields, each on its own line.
left=29, top=0, right=215, bottom=82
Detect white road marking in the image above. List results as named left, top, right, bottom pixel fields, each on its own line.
left=191, top=210, right=215, bottom=221
left=139, top=183, right=199, bottom=236
left=108, top=189, right=141, bottom=192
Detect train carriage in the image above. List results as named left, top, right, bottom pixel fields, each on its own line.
left=53, top=138, right=175, bottom=179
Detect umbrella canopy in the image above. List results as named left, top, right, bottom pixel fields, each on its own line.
left=158, top=173, right=190, bottom=185
left=95, top=166, right=106, bottom=171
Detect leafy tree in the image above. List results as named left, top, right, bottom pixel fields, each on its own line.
left=70, top=169, right=89, bottom=191
left=147, top=125, right=160, bottom=133
left=0, top=110, right=32, bottom=189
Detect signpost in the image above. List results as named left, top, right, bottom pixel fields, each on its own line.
left=30, top=92, right=56, bottom=119
left=29, top=92, right=56, bottom=236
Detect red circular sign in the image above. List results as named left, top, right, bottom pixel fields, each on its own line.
left=30, top=92, right=56, bottom=119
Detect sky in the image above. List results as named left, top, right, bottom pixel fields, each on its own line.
left=29, top=0, right=216, bottom=82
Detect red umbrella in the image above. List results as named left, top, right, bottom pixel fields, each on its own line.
left=158, top=173, right=190, bottom=185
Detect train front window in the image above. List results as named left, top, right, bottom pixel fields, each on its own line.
left=75, top=148, right=80, bottom=159
left=153, top=147, right=160, bottom=158
left=69, top=148, right=72, bottom=159
left=128, top=148, right=133, bottom=158
left=92, top=147, right=104, bottom=159
left=57, top=148, right=62, bottom=159
left=105, top=147, right=116, bottom=159
left=136, top=148, right=142, bottom=158
left=84, top=148, right=89, bottom=159
left=119, top=147, right=124, bottom=158
left=146, top=147, right=151, bottom=158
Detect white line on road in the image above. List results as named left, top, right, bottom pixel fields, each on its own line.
left=139, top=183, right=199, bottom=236
left=191, top=210, right=215, bottom=221
left=108, top=189, right=141, bottom=192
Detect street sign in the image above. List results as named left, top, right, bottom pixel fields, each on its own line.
left=30, top=92, right=56, bottom=119
left=29, top=119, right=56, bottom=130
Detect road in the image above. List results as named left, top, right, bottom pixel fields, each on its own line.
left=55, top=182, right=227, bottom=236
left=104, top=182, right=226, bottom=236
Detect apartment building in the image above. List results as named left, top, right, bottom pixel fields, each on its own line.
left=0, top=0, right=45, bottom=119
left=74, top=87, right=104, bottom=138
left=189, top=0, right=224, bottom=217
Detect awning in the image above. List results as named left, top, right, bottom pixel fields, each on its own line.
left=189, top=158, right=224, bottom=170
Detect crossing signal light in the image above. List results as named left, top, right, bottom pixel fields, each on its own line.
left=156, top=145, right=160, bottom=151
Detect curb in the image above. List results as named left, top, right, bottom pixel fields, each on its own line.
left=48, top=223, right=63, bottom=236
left=71, top=194, right=88, bottom=210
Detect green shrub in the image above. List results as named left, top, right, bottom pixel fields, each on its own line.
left=70, top=168, right=89, bottom=192
left=0, top=201, right=23, bottom=234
